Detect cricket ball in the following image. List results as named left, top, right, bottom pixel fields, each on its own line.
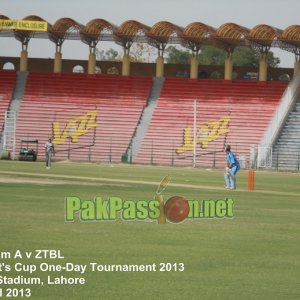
left=164, top=196, right=190, bottom=223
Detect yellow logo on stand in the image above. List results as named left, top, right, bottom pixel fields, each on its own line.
left=52, top=111, right=97, bottom=145
left=176, top=115, right=230, bottom=154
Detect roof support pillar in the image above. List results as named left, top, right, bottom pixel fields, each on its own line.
left=156, top=49, right=164, bottom=78
left=293, top=56, right=300, bottom=77
left=122, top=51, right=131, bottom=76
left=54, top=51, right=62, bottom=73
left=190, top=52, right=199, bottom=79
left=88, top=52, right=96, bottom=74
left=259, top=52, right=268, bottom=81
left=224, top=50, right=233, bottom=80
left=20, top=49, right=28, bottom=72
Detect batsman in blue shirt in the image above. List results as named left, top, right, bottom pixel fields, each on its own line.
left=224, top=145, right=240, bottom=189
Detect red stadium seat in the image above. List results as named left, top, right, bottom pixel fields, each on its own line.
left=15, top=73, right=152, bottom=162
left=135, top=78, right=288, bottom=167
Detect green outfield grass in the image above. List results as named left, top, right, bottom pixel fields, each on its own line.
left=0, top=160, right=299, bottom=300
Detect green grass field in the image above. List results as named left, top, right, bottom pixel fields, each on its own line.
left=0, top=160, right=299, bottom=300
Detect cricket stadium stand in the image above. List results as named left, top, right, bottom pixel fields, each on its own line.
left=134, top=78, right=288, bottom=167
left=4, top=72, right=290, bottom=167
left=272, top=96, right=300, bottom=170
left=14, top=72, right=152, bottom=162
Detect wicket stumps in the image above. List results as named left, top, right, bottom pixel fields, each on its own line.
left=247, top=169, right=255, bottom=191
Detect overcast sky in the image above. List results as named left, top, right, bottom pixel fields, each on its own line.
left=1, top=0, right=299, bottom=67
